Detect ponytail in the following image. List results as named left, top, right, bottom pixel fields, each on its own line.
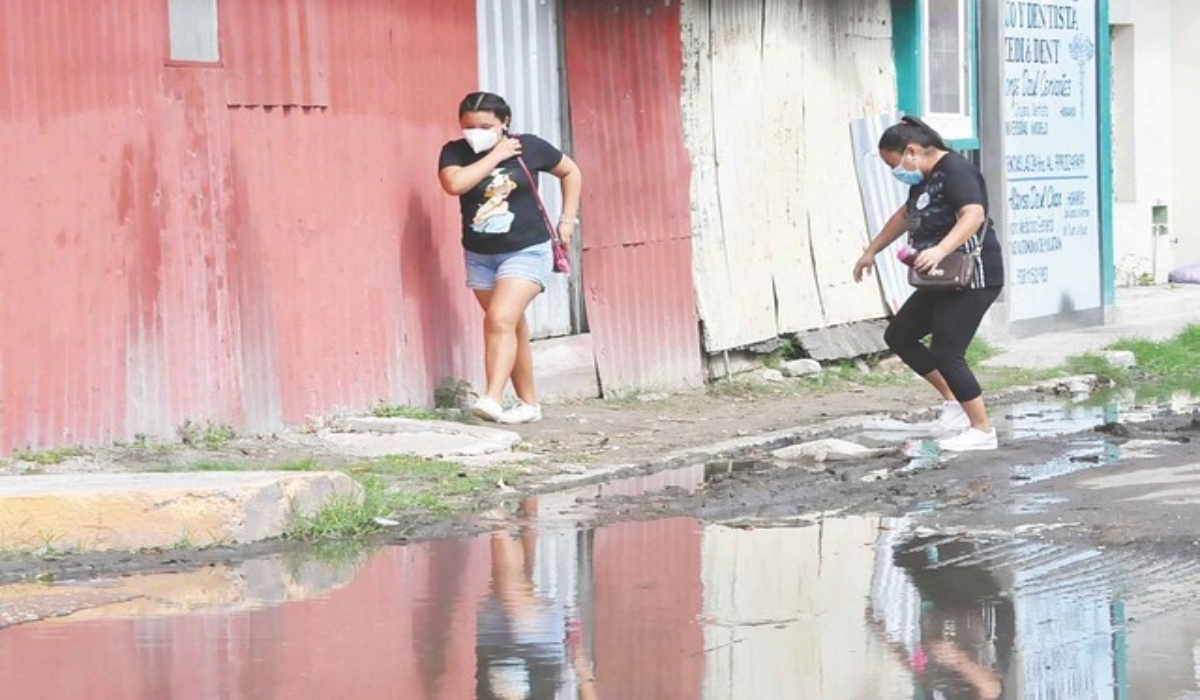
left=878, top=115, right=949, bottom=153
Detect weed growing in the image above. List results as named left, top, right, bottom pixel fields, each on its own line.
left=177, top=421, right=237, bottom=451
left=13, top=446, right=88, bottom=465
left=282, top=455, right=517, bottom=542
left=1070, top=323, right=1200, bottom=397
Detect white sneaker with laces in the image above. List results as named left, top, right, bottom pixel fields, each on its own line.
left=471, top=396, right=504, bottom=422
left=937, top=426, right=998, bottom=452
left=897, top=401, right=970, bottom=437
left=498, top=401, right=542, bottom=424
left=929, top=401, right=971, bottom=437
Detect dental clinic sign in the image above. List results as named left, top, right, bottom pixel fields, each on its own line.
left=1001, top=0, right=1101, bottom=321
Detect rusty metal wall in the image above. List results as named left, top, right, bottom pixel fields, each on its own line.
left=0, top=0, right=482, bottom=452
left=682, top=0, right=898, bottom=353
left=562, top=0, right=705, bottom=394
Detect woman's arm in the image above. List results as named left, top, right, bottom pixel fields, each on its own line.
left=438, top=137, right=523, bottom=196
left=550, top=155, right=582, bottom=245
left=853, top=204, right=908, bottom=282
left=912, top=203, right=986, bottom=272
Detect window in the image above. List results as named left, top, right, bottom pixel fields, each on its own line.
left=893, top=0, right=979, bottom=148
left=168, top=0, right=220, bottom=64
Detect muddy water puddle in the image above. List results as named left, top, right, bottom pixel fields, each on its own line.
left=3, top=394, right=1198, bottom=698
left=6, top=506, right=1200, bottom=698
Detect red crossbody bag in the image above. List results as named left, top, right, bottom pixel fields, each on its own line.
left=516, top=156, right=571, bottom=275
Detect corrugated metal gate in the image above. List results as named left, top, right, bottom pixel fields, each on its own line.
left=477, top=0, right=586, bottom=340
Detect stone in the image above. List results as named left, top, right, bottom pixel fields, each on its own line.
left=761, top=369, right=785, bottom=383
left=773, top=438, right=894, bottom=462
left=781, top=359, right=823, bottom=377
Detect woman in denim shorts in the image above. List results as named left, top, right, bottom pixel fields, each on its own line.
left=437, top=92, right=582, bottom=424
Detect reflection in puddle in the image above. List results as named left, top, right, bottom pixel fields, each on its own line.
left=1010, top=439, right=1121, bottom=484
left=6, top=507, right=1200, bottom=698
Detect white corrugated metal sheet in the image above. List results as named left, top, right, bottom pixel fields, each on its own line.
left=683, top=0, right=898, bottom=353
left=477, top=0, right=582, bottom=339
left=851, top=112, right=915, bottom=314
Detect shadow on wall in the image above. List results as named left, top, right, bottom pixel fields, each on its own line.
left=400, top=191, right=472, bottom=406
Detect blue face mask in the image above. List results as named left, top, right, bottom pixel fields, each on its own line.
left=892, top=165, right=924, bottom=186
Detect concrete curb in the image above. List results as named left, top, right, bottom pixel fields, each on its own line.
left=0, top=471, right=362, bottom=553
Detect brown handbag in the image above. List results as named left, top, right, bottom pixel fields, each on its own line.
left=907, top=226, right=987, bottom=290
left=907, top=249, right=979, bottom=290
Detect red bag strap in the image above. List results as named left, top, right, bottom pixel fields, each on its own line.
left=516, top=155, right=562, bottom=244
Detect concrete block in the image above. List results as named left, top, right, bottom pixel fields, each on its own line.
left=0, top=471, right=361, bottom=553
left=782, top=359, right=822, bottom=377
left=532, top=333, right=600, bottom=402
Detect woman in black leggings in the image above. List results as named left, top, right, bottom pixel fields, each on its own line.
left=853, top=116, right=1005, bottom=452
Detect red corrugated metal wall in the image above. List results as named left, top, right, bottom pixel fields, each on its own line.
left=562, top=1, right=705, bottom=395
left=0, top=0, right=482, bottom=451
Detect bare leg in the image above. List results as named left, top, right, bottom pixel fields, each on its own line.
left=923, top=370, right=992, bottom=430
left=921, top=369, right=957, bottom=402
left=473, top=278, right=542, bottom=403
left=511, top=315, right=536, bottom=404
left=960, top=396, right=992, bottom=431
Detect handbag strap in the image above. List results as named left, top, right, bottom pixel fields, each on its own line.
left=516, top=155, right=563, bottom=244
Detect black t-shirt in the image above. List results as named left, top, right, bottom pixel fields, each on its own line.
left=904, top=151, right=1004, bottom=289
left=438, top=133, right=565, bottom=254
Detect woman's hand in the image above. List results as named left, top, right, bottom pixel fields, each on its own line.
left=556, top=219, right=576, bottom=245
left=492, top=136, right=522, bottom=162
left=913, top=246, right=948, bottom=273
left=853, top=250, right=876, bottom=282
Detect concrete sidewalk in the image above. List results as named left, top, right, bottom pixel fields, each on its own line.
left=1, top=284, right=1196, bottom=556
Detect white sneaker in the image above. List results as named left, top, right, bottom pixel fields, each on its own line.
left=937, top=427, right=998, bottom=452
left=895, top=402, right=969, bottom=437
left=471, top=396, right=504, bottom=422
left=929, top=401, right=971, bottom=437
left=498, top=401, right=542, bottom=424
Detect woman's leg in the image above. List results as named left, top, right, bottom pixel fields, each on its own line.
left=473, top=277, right=542, bottom=402
left=927, top=287, right=1002, bottom=430
left=884, top=290, right=956, bottom=402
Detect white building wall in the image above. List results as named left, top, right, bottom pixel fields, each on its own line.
left=1171, top=0, right=1200, bottom=270
left=1110, top=0, right=1176, bottom=285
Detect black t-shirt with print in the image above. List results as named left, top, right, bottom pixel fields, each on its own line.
left=438, top=133, right=564, bottom=255
left=904, top=151, right=1004, bottom=289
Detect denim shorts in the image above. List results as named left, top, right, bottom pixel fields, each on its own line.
left=464, top=240, right=552, bottom=291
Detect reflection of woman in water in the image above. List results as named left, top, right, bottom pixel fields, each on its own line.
left=891, top=536, right=1016, bottom=700
left=476, top=498, right=598, bottom=700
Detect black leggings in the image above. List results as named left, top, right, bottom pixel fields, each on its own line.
left=884, top=287, right=1002, bottom=403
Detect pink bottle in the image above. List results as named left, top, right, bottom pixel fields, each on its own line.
left=897, top=245, right=918, bottom=267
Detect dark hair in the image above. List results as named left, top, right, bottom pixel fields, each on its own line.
left=458, top=91, right=512, bottom=123
left=878, top=115, right=949, bottom=153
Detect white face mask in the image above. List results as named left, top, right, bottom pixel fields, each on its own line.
left=463, top=127, right=500, bottom=154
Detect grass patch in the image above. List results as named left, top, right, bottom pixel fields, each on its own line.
left=1065, top=323, right=1200, bottom=398
left=371, top=402, right=470, bottom=423
left=282, top=455, right=518, bottom=542
left=177, top=420, right=237, bottom=451
left=965, top=336, right=1000, bottom=366
left=13, top=446, right=88, bottom=465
